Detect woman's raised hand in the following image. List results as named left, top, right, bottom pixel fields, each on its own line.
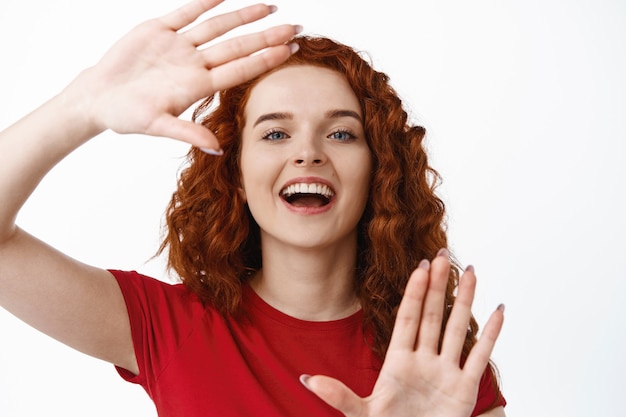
left=65, top=0, right=300, bottom=151
left=301, top=250, right=505, bottom=417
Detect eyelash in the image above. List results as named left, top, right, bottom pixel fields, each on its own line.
left=261, top=129, right=289, bottom=141
left=260, top=128, right=357, bottom=142
left=328, top=128, right=356, bottom=142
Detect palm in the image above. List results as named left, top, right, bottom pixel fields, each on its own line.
left=64, top=0, right=299, bottom=148
left=91, top=20, right=209, bottom=134
left=367, top=350, right=478, bottom=417
left=304, top=253, right=504, bottom=417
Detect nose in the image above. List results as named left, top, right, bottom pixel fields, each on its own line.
left=292, top=136, right=326, bottom=167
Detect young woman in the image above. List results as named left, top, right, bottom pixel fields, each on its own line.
left=0, top=0, right=505, bottom=416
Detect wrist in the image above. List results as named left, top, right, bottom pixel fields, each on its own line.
left=58, top=67, right=108, bottom=139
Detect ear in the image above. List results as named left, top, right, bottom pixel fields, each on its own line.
left=238, top=186, right=247, bottom=202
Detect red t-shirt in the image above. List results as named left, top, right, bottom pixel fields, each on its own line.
left=111, top=270, right=505, bottom=416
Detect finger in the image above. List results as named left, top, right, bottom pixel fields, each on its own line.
left=203, top=24, right=301, bottom=68
left=182, top=3, right=278, bottom=47
left=301, top=375, right=363, bottom=417
left=147, top=114, right=221, bottom=150
left=416, top=248, right=450, bottom=352
left=440, top=266, right=476, bottom=362
left=204, top=43, right=296, bottom=91
left=387, top=260, right=430, bottom=351
left=462, top=305, right=505, bottom=380
left=160, top=0, right=225, bottom=31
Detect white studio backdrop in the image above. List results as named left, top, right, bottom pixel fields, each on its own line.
left=1, top=0, right=625, bottom=416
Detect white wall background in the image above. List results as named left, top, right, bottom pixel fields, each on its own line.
left=1, top=0, right=625, bottom=416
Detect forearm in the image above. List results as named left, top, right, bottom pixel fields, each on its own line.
left=0, top=75, right=103, bottom=239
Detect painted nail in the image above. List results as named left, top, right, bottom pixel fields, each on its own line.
left=268, top=5, right=278, bottom=14
left=288, top=42, right=300, bottom=54
left=294, top=24, right=304, bottom=34
left=200, top=147, right=224, bottom=156
left=299, top=374, right=312, bottom=391
left=465, top=265, right=475, bottom=273
left=497, top=303, right=505, bottom=313
left=418, top=259, right=430, bottom=270
left=437, top=248, right=449, bottom=258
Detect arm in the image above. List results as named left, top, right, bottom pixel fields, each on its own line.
left=0, top=0, right=300, bottom=373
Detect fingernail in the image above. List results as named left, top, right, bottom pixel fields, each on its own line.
left=299, top=374, right=312, bottom=391
left=437, top=248, right=449, bottom=258
left=418, top=259, right=430, bottom=270
left=294, top=24, right=304, bottom=34
left=497, top=303, right=505, bottom=313
left=465, top=265, right=475, bottom=273
left=200, top=147, right=224, bottom=156
left=288, top=42, right=300, bottom=54
left=268, top=5, right=278, bottom=14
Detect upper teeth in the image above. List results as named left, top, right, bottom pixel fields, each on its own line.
left=281, top=183, right=334, bottom=198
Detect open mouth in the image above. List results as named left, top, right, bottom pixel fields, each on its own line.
left=280, top=183, right=335, bottom=208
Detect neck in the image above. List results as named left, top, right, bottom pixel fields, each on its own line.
left=249, top=233, right=361, bottom=321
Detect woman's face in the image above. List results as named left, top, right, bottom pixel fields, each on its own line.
left=240, top=65, right=372, bottom=251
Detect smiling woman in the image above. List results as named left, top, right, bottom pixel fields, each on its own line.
left=240, top=65, right=372, bottom=251
left=0, top=1, right=505, bottom=416
left=157, top=35, right=506, bottom=415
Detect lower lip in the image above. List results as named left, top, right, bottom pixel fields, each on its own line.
left=280, top=197, right=335, bottom=215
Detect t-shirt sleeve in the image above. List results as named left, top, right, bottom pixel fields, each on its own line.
left=109, top=269, right=200, bottom=394
left=471, top=366, right=507, bottom=416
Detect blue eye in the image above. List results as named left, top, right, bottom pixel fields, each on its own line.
left=329, top=129, right=355, bottom=142
left=262, top=129, right=289, bottom=141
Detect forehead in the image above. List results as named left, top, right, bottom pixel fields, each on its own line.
left=244, top=65, right=362, bottom=119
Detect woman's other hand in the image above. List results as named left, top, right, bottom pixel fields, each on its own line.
left=301, top=249, right=505, bottom=417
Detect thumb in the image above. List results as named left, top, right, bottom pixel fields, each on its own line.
left=300, top=374, right=364, bottom=416
left=148, top=114, right=222, bottom=152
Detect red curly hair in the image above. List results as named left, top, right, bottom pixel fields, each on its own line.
left=159, top=36, right=500, bottom=396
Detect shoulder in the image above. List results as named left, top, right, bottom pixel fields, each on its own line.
left=108, top=269, right=204, bottom=317
left=110, top=270, right=219, bottom=383
left=109, top=269, right=189, bottom=293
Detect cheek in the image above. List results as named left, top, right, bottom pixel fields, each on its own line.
left=239, top=150, right=281, bottom=205
left=349, top=152, right=373, bottom=196
left=239, top=147, right=259, bottom=194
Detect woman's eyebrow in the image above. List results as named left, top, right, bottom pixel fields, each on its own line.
left=325, top=109, right=362, bottom=122
left=253, top=112, right=293, bottom=127
left=252, top=109, right=362, bottom=127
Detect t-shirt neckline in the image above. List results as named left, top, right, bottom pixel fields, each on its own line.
left=243, top=284, right=364, bottom=331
